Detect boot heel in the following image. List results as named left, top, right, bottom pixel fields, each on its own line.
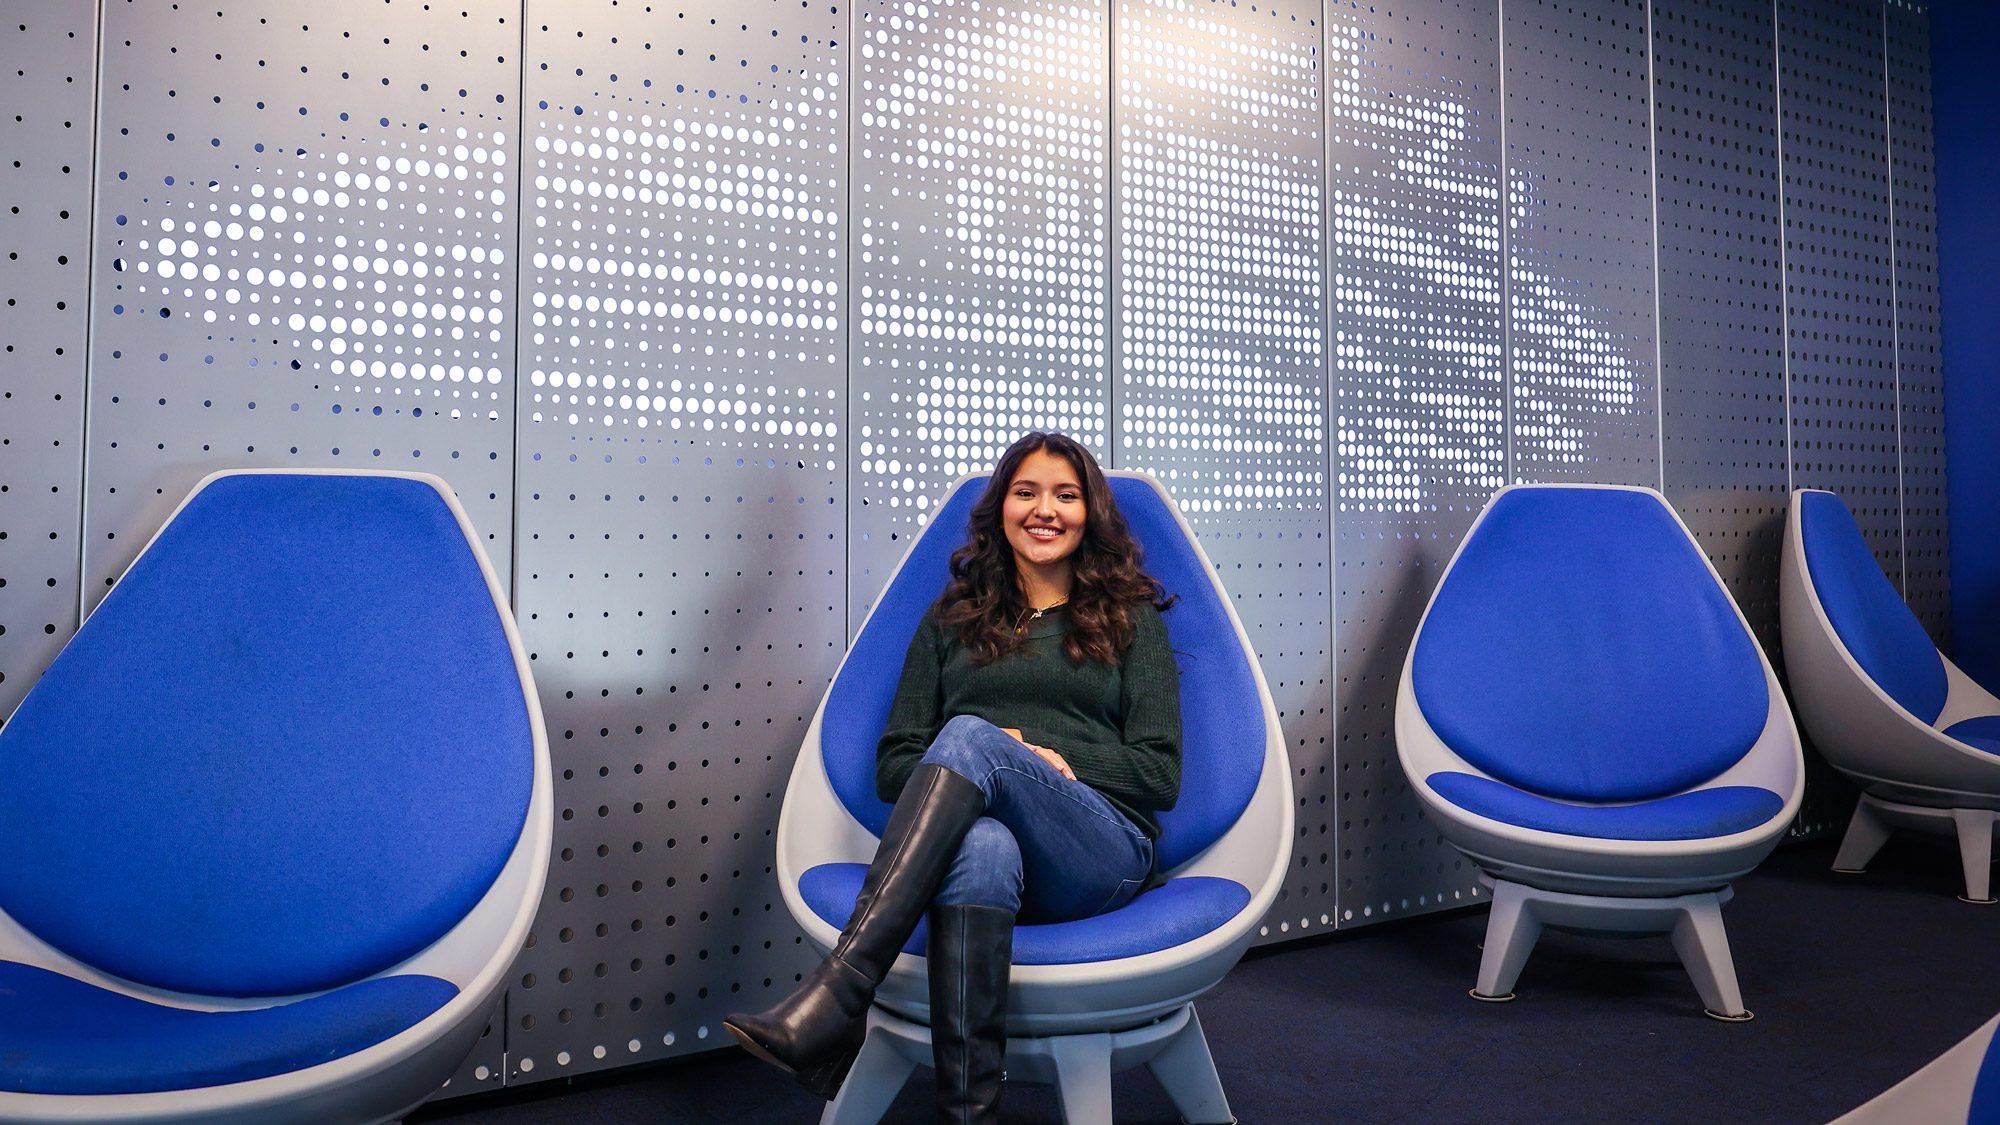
left=800, top=1039, right=862, bottom=1100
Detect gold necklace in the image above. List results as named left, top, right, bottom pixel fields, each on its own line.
left=1017, top=596, right=1069, bottom=632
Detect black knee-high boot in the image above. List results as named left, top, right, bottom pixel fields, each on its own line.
left=725, top=764, right=986, bottom=1098
left=928, top=904, right=1013, bottom=1123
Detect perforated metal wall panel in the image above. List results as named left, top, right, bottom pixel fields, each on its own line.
left=848, top=0, right=1110, bottom=628
left=1503, top=0, right=1659, bottom=486
left=0, top=0, right=1952, bottom=1099
left=81, top=0, right=521, bottom=606
left=504, top=0, right=848, bottom=1084
left=1327, top=0, right=1503, bottom=925
left=1778, top=0, right=1900, bottom=567
left=1888, top=0, right=1947, bottom=640
left=1653, top=0, right=1787, bottom=650
left=1114, top=0, right=1329, bottom=937
left=1779, top=0, right=1902, bottom=838
left=0, top=1, right=94, bottom=723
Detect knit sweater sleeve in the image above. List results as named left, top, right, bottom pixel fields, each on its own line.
left=874, top=607, right=945, bottom=802
left=1031, top=604, right=1182, bottom=813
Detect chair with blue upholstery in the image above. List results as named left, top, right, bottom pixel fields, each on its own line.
left=0, top=469, right=551, bottom=1123
left=1782, top=487, right=2000, bottom=902
left=777, top=471, right=1292, bottom=1124
left=1397, top=484, right=1804, bottom=1020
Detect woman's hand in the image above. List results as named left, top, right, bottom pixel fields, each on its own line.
left=1000, top=727, right=1076, bottom=782
left=1028, top=744, right=1076, bottom=782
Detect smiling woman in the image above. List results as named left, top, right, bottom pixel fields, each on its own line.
left=724, top=433, right=1182, bottom=1123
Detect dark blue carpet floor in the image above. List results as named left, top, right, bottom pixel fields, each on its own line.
left=414, top=836, right=2000, bottom=1123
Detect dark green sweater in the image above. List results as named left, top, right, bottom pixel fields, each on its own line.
left=874, top=601, right=1183, bottom=842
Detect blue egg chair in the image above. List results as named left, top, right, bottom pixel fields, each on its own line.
left=1397, top=484, right=1803, bottom=1020
left=1781, top=487, right=2000, bottom=902
left=0, top=470, right=551, bottom=1123
left=776, top=471, right=1292, bottom=1124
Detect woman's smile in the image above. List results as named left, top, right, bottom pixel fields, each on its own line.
left=1002, top=448, right=1087, bottom=575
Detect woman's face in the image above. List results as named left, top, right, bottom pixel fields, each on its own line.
left=1001, top=448, right=1087, bottom=577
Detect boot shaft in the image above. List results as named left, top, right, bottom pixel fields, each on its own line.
left=928, top=903, right=1015, bottom=1124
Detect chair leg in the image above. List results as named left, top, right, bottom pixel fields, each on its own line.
left=1953, top=808, right=1997, bottom=904
left=1670, top=894, right=1750, bottom=1021
left=820, top=1022, right=919, bottom=1125
left=1473, top=879, right=1541, bottom=1000
left=1049, top=1032, right=1114, bottom=1125
left=1144, top=1005, right=1234, bottom=1124
left=1832, top=797, right=1894, bottom=873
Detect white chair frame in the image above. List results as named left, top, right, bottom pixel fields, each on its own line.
left=1780, top=487, right=2000, bottom=902
left=1396, top=483, right=1803, bottom=1019
left=0, top=470, right=552, bottom=1125
left=774, top=471, right=1293, bottom=1124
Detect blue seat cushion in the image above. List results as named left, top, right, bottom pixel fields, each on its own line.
left=1799, top=490, right=1947, bottom=724
left=1945, top=716, right=2000, bottom=757
left=0, top=474, right=534, bottom=997
left=1412, top=487, right=1769, bottom=802
left=0, top=960, right=456, bottom=1095
left=1971, top=1017, right=2000, bottom=1123
left=1427, top=772, right=1786, bottom=841
left=824, top=474, right=1263, bottom=872
left=798, top=864, right=1251, bottom=963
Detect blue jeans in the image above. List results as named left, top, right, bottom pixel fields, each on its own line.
left=919, top=715, right=1155, bottom=921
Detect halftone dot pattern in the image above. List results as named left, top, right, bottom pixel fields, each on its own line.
left=1889, top=0, right=1946, bottom=641
left=1115, top=0, right=1330, bottom=940
left=0, top=5, right=93, bottom=723
left=0, top=0, right=1949, bottom=1098
left=848, top=0, right=1109, bottom=627
left=1326, top=0, right=1501, bottom=927
left=84, top=0, right=520, bottom=601
left=1780, top=0, right=1901, bottom=572
left=507, top=0, right=847, bottom=1085
left=1654, top=0, right=1788, bottom=657
left=1116, top=0, right=1325, bottom=516
left=1504, top=0, right=1659, bottom=486
left=520, top=101, right=843, bottom=447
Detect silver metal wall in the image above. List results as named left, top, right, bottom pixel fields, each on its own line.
left=1889, top=0, right=1947, bottom=640
left=0, top=0, right=1945, bottom=1094
left=507, top=0, right=849, bottom=1082
left=81, top=0, right=522, bottom=609
left=0, top=1, right=93, bottom=720
left=1504, top=0, right=1660, bottom=487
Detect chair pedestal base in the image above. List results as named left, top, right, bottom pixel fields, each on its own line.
left=1835, top=794, right=1998, bottom=902
left=1473, top=877, right=1750, bottom=1019
left=822, top=1002, right=1233, bottom=1125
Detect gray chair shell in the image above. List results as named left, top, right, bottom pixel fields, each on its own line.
left=1780, top=487, right=2000, bottom=901
left=1397, top=484, right=1802, bottom=1019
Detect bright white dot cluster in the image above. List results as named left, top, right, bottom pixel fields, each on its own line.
left=128, top=126, right=512, bottom=410
left=1326, top=22, right=1506, bottom=515
left=522, top=75, right=843, bottom=452
left=855, top=0, right=1110, bottom=523
left=1115, top=0, right=1325, bottom=514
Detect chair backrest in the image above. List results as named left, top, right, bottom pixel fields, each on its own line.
left=1411, top=485, right=1769, bottom=802
left=0, top=472, right=534, bottom=997
left=1795, top=488, right=1947, bottom=724
left=820, top=473, right=1264, bottom=872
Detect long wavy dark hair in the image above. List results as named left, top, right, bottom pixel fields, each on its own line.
left=939, top=432, right=1175, bottom=666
